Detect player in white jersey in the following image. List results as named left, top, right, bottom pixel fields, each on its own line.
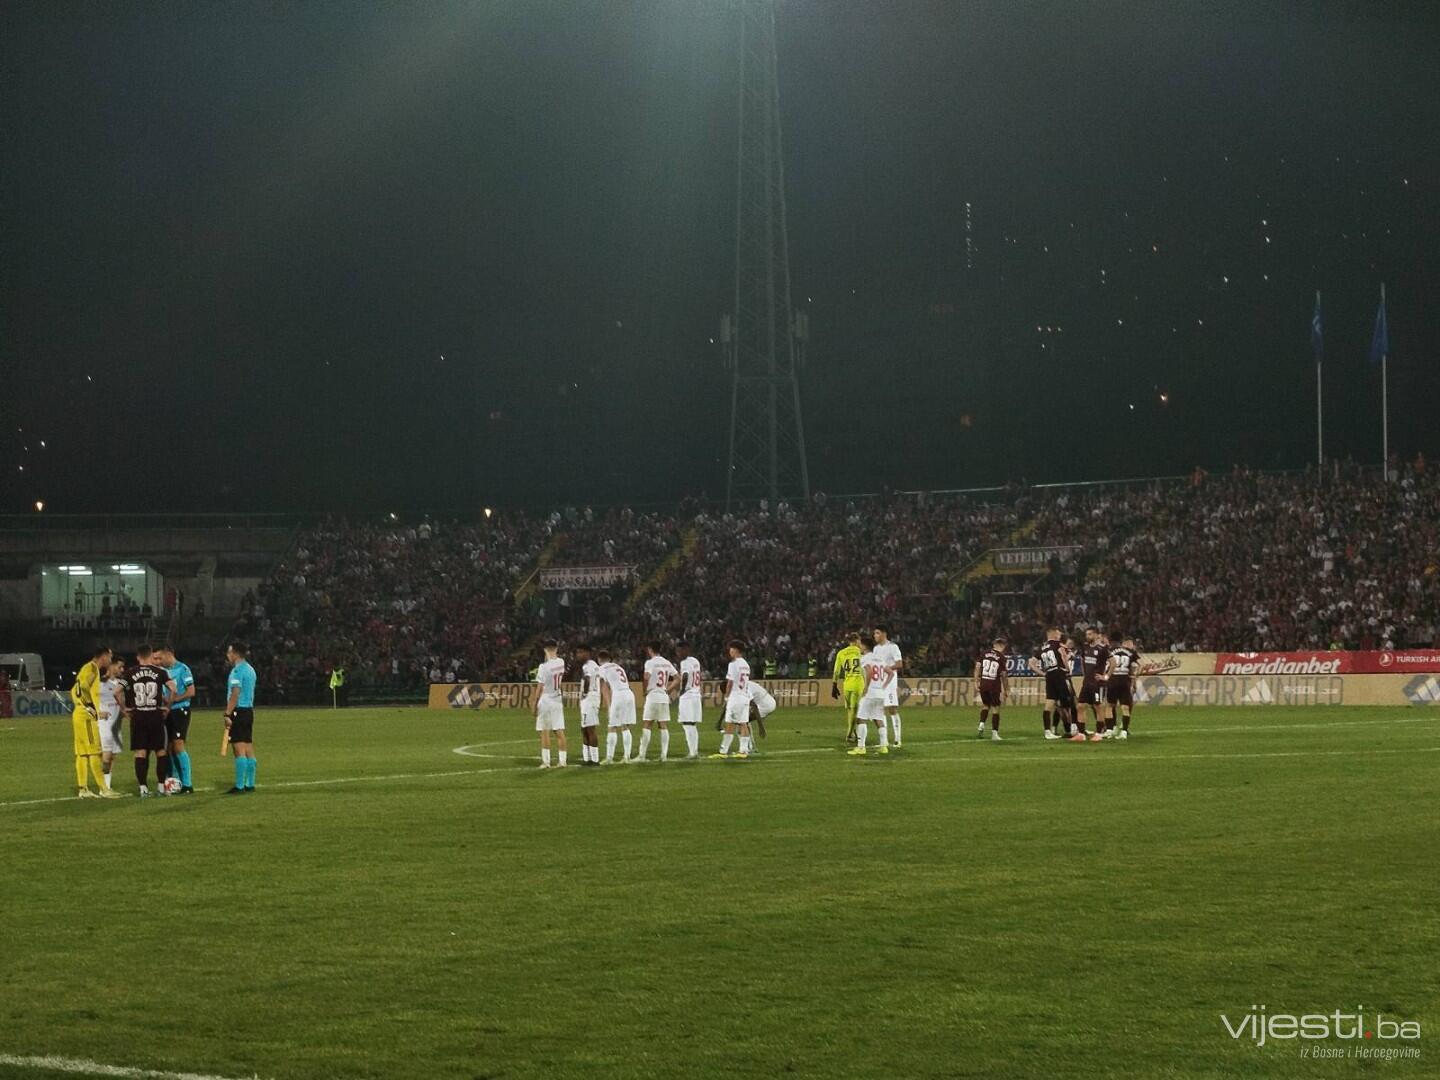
left=746, top=679, right=777, bottom=755
left=638, top=642, right=678, bottom=762
left=575, top=644, right=602, bottom=766
left=710, top=640, right=753, bottom=760
left=748, top=680, right=777, bottom=719
left=532, top=639, right=568, bottom=769
left=873, top=624, right=905, bottom=747
left=97, top=657, right=127, bottom=790
left=848, top=634, right=891, bottom=756
left=596, top=649, right=637, bottom=764
left=674, top=641, right=704, bottom=759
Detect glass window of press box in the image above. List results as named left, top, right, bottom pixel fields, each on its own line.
left=41, top=563, right=163, bottom=617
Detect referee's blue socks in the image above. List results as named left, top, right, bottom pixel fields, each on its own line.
left=174, top=749, right=192, bottom=788
left=244, top=757, right=257, bottom=790
left=234, top=756, right=246, bottom=790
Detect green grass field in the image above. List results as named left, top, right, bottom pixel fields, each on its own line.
left=2, top=704, right=1436, bottom=1079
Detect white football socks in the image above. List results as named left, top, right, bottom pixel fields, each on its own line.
left=891, top=714, right=903, bottom=743
left=878, top=722, right=889, bottom=748
left=606, top=731, right=618, bottom=761
left=541, top=747, right=551, bottom=766
left=639, top=729, right=652, bottom=760
left=857, top=724, right=868, bottom=749
left=684, top=725, right=699, bottom=756
left=719, top=732, right=734, bottom=754
left=558, top=749, right=567, bottom=766
left=621, top=729, right=633, bottom=759
left=659, top=728, right=670, bottom=761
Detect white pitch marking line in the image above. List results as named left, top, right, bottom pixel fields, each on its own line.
left=270, top=766, right=513, bottom=788
left=0, top=767, right=519, bottom=808
left=0, top=1052, right=267, bottom=1080
left=452, top=742, right=525, bottom=759
left=0, top=794, right=96, bottom=809
left=5, top=727, right=1438, bottom=810
left=451, top=738, right=534, bottom=755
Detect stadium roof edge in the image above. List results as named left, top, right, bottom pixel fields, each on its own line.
left=1, top=466, right=1358, bottom=525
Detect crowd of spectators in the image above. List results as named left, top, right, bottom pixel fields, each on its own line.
left=233, top=508, right=688, bottom=697
left=234, top=461, right=1440, bottom=692
left=233, top=516, right=548, bottom=698
left=1060, top=463, right=1440, bottom=652
left=614, top=494, right=1025, bottom=675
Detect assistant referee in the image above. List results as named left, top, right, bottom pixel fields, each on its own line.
left=224, top=641, right=258, bottom=794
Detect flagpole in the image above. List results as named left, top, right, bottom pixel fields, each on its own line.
left=1381, top=283, right=1389, bottom=480
left=1315, top=290, right=1323, bottom=467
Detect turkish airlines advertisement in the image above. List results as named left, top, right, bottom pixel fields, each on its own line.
left=1356, top=650, right=1440, bottom=673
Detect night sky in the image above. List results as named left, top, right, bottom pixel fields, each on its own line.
left=4, top=0, right=1437, bottom=514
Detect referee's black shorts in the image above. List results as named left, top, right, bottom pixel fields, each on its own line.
left=165, top=708, right=191, bottom=743
left=229, top=707, right=255, bottom=743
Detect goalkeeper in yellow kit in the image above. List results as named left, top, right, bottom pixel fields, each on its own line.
left=71, top=644, right=121, bottom=798
left=831, top=631, right=865, bottom=744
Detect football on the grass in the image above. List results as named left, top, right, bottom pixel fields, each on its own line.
left=163, top=777, right=182, bottom=794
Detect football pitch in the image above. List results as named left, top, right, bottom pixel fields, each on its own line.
left=2, top=705, right=1436, bottom=1080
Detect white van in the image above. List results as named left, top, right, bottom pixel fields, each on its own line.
left=0, top=653, right=47, bottom=690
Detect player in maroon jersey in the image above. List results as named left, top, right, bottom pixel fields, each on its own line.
left=975, top=637, right=1008, bottom=742
left=126, top=644, right=179, bottom=796
left=1030, top=629, right=1079, bottom=739
left=1077, top=627, right=1112, bottom=742
left=1104, top=636, right=1141, bottom=739
left=1096, top=630, right=1117, bottom=738
left=1062, top=636, right=1083, bottom=738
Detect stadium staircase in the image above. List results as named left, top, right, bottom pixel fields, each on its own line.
left=949, top=519, right=1038, bottom=596
left=512, top=532, right=568, bottom=608
left=497, top=527, right=700, bottom=675
left=621, top=526, right=699, bottom=615
left=497, top=534, right=572, bottom=676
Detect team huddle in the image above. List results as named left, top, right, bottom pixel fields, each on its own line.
left=974, top=627, right=1142, bottom=742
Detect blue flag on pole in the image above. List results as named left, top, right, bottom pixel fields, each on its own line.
left=1369, top=287, right=1389, bottom=364
left=1311, top=292, right=1323, bottom=361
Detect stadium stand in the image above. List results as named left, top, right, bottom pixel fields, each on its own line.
left=229, top=462, right=1440, bottom=695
